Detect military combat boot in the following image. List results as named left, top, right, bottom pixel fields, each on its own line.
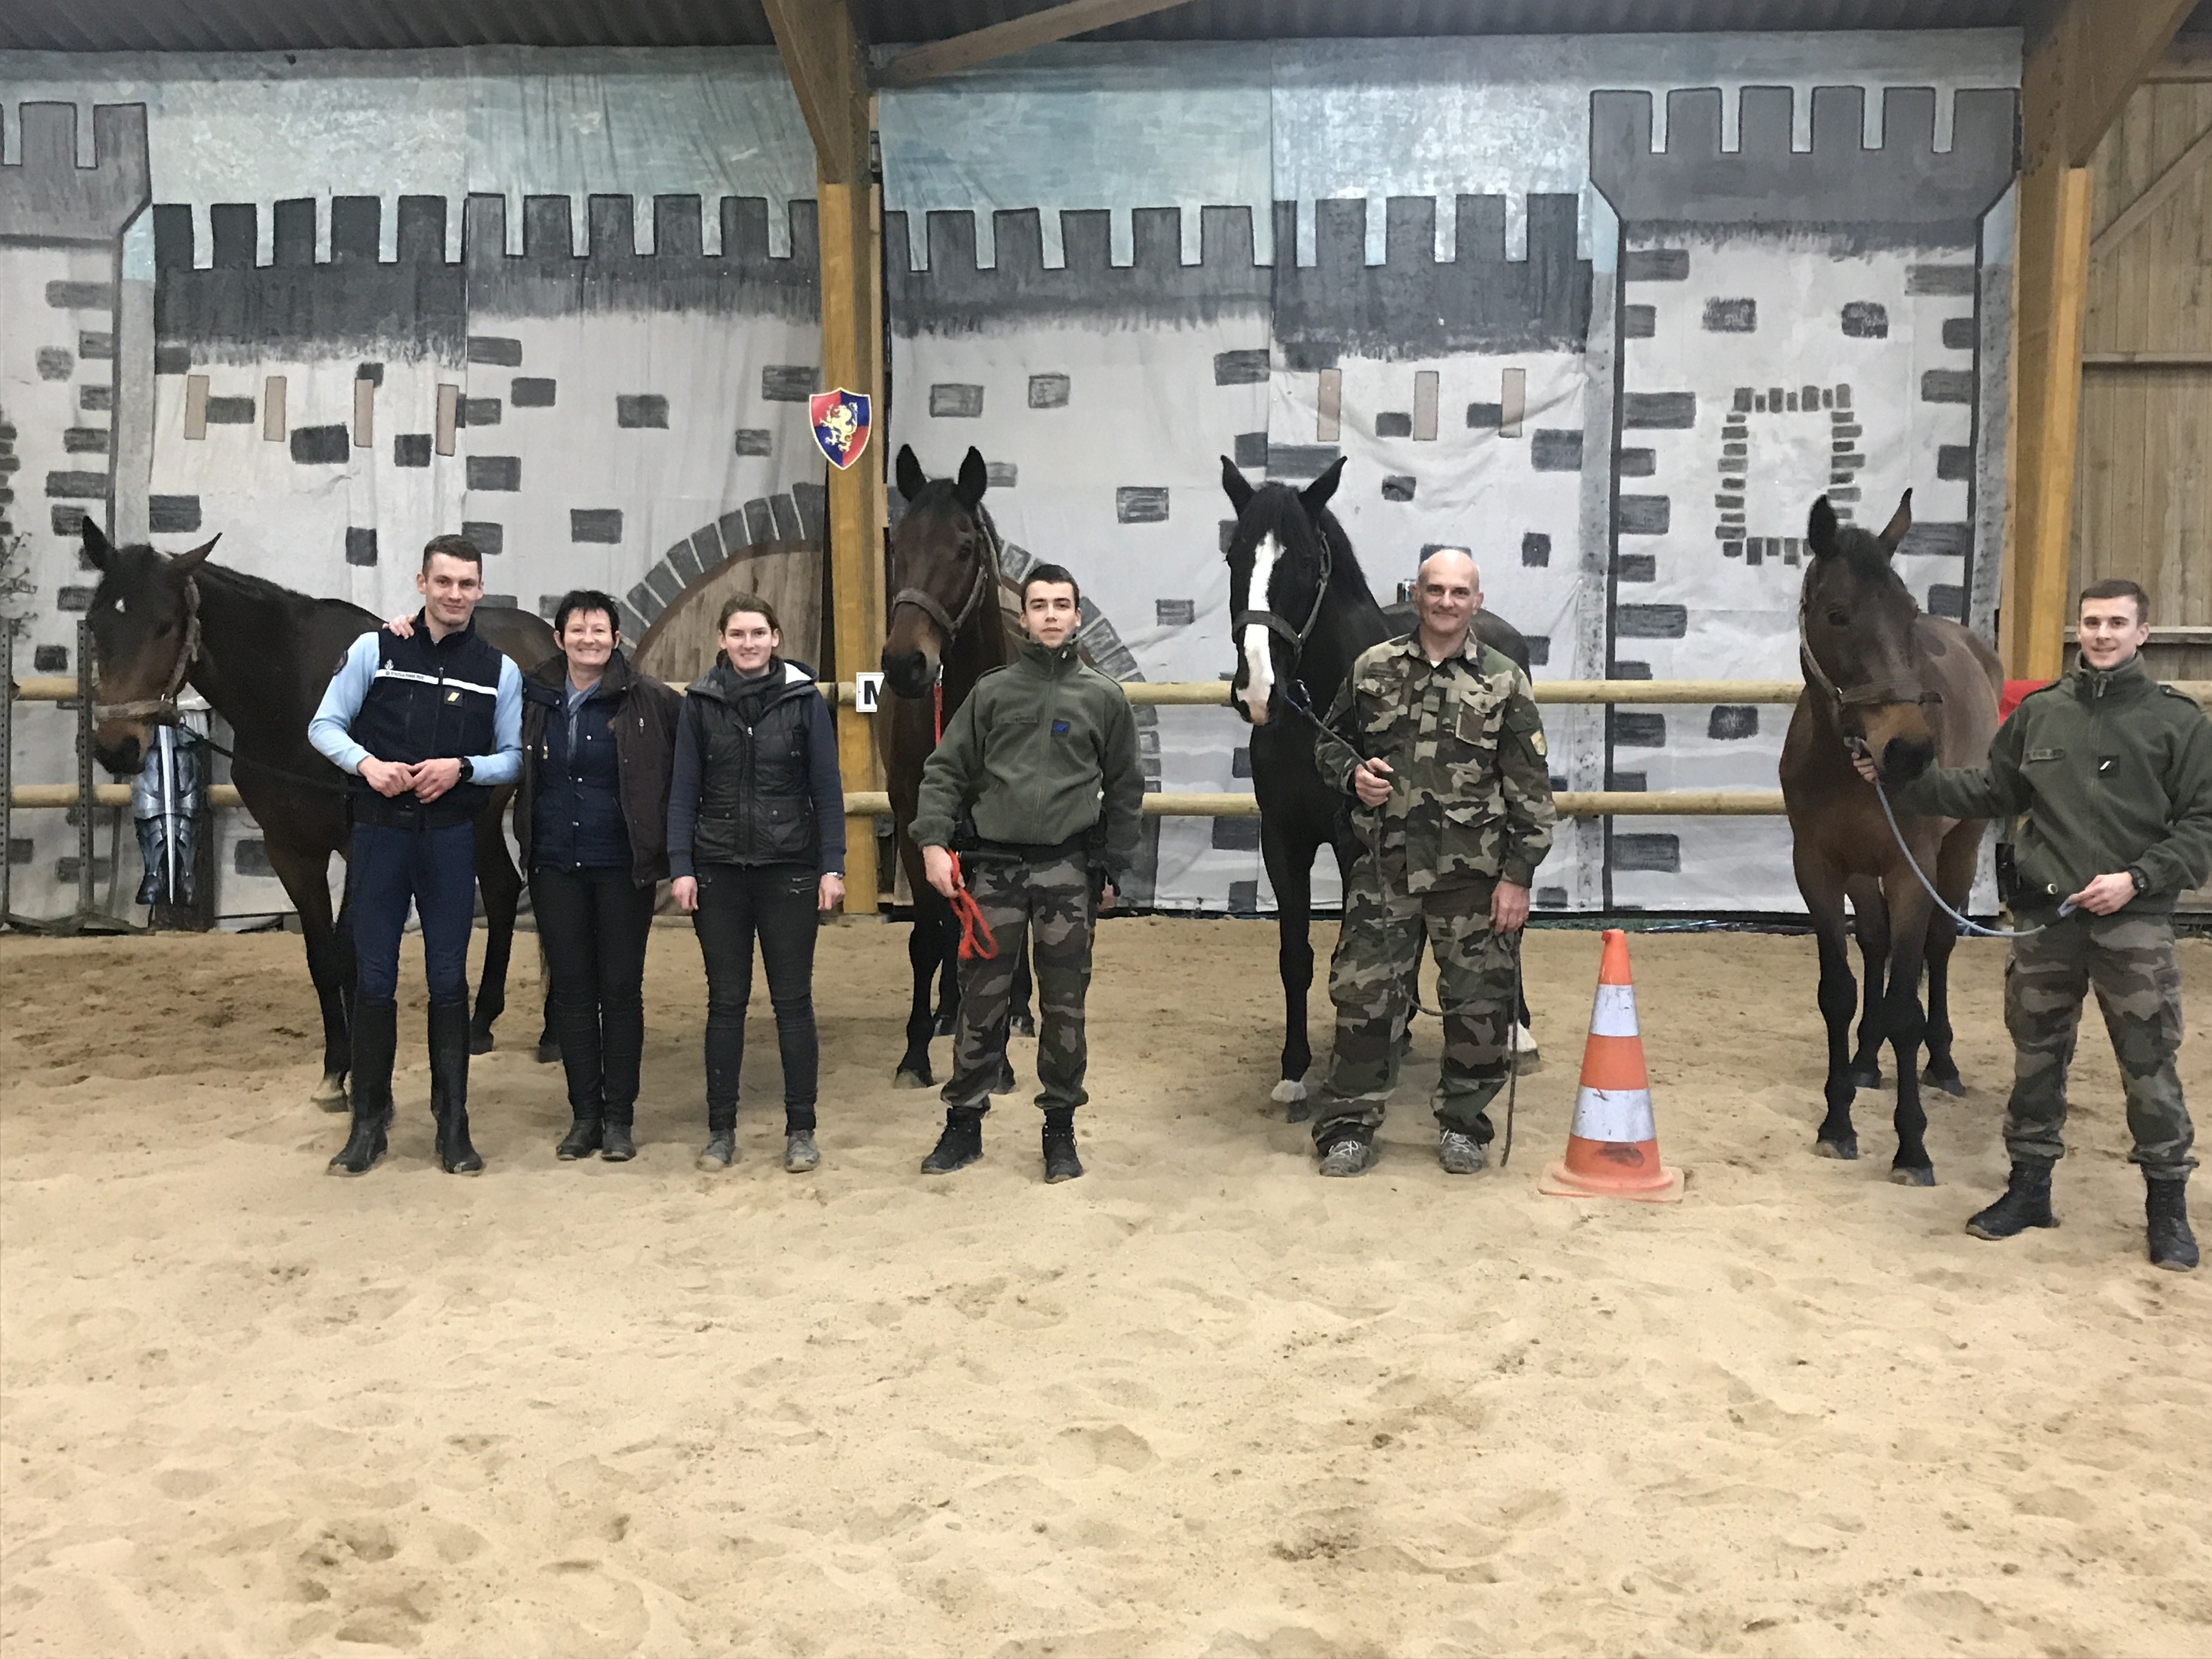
left=1964, top=1159, right=2057, bottom=1240
left=2147, top=1176, right=2198, bottom=1272
left=922, top=1106, right=986, bottom=1174
left=329, top=999, right=398, bottom=1176
left=427, top=1000, right=483, bottom=1175
left=1041, top=1107, right=1084, bottom=1183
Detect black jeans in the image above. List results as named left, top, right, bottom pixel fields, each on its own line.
left=692, top=862, right=819, bottom=1132
left=531, top=865, right=655, bottom=1123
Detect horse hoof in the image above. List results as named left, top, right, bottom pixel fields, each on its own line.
left=1512, top=1052, right=1543, bottom=1076
left=1890, top=1165, right=1937, bottom=1188
left=991, top=1064, right=1017, bottom=1096
left=1815, top=1137, right=1859, bottom=1161
left=311, top=1077, right=349, bottom=1113
left=1848, top=1066, right=1883, bottom=1091
left=1285, top=1099, right=1312, bottom=1124
left=534, top=1043, right=560, bottom=1065
left=1008, top=1012, right=1036, bottom=1039
left=894, top=1067, right=933, bottom=1090
left=470, top=1032, right=495, bottom=1057
left=1922, top=1068, right=1967, bottom=1098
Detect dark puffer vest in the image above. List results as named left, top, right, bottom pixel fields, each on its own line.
left=348, top=614, right=504, bottom=828
left=685, top=659, right=822, bottom=867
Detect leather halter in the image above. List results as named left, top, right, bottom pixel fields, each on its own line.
left=888, top=505, right=999, bottom=644
left=1797, top=577, right=1941, bottom=712
left=93, top=575, right=201, bottom=723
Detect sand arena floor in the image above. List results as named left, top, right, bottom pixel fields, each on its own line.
left=2, top=917, right=2209, bottom=1658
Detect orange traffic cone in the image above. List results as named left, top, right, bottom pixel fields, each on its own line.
left=1539, top=929, right=1684, bottom=1202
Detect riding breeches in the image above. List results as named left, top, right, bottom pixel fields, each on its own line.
left=348, top=821, right=477, bottom=1006
left=943, top=850, right=1096, bottom=1114
left=1317, top=861, right=1517, bottom=1144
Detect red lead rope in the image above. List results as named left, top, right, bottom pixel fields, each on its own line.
left=946, top=853, right=998, bottom=961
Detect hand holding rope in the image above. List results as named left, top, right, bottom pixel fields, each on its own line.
left=945, top=853, right=998, bottom=961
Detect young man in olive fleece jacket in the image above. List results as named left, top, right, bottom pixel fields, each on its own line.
left=1860, top=580, right=2212, bottom=1270
left=910, top=563, right=1146, bottom=1182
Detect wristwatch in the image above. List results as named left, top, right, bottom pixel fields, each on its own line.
left=455, top=756, right=475, bottom=783
left=2128, top=866, right=2146, bottom=896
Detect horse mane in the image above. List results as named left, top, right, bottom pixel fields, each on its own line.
left=1313, top=507, right=1379, bottom=608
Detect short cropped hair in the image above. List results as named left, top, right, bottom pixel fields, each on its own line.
left=1022, top=563, right=1081, bottom=607
left=553, top=589, right=622, bottom=637
left=2079, top=578, right=2150, bottom=624
left=421, top=533, right=483, bottom=571
left=718, top=593, right=782, bottom=634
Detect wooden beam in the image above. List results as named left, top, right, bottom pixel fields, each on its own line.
left=765, top=0, right=885, bottom=913
left=2091, top=120, right=2212, bottom=257
left=2146, top=35, right=2212, bottom=82
left=2083, top=349, right=2212, bottom=367
left=2023, top=0, right=2200, bottom=168
left=874, top=0, right=1200, bottom=87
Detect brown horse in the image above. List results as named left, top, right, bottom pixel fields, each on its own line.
left=1780, top=491, right=2001, bottom=1184
left=878, top=444, right=1033, bottom=1087
left=81, top=521, right=556, bottom=1105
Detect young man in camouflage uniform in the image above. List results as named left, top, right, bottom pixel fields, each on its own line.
left=1863, top=579, right=2211, bottom=1271
left=912, top=563, right=1146, bottom=1183
left=1306, top=546, right=1557, bottom=1176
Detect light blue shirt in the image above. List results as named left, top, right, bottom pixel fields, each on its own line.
left=309, top=629, right=523, bottom=785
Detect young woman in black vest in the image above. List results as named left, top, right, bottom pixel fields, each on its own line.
left=517, top=590, right=680, bottom=1162
left=667, top=595, right=844, bottom=1173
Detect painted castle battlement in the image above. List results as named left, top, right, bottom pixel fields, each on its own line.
left=0, top=102, right=149, bottom=244
left=887, top=196, right=1592, bottom=360
left=1590, top=86, right=2018, bottom=238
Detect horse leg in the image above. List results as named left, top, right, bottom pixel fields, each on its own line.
left=468, top=811, right=523, bottom=1054
left=933, top=910, right=960, bottom=1036
left=1796, top=847, right=1861, bottom=1159
left=1008, top=945, right=1036, bottom=1038
left=1881, top=878, right=1937, bottom=1185
left=1920, top=825, right=1979, bottom=1097
left=1846, top=874, right=1888, bottom=1089
left=1263, top=816, right=1319, bottom=1115
left=897, top=898, right=943, bottom=1087
left=266, top=832, right=349, bottom=1110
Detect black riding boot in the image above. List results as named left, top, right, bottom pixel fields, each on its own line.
left=556, top=1110, right=603, bottom=1161
left=1042, top=1107, right=1084, bottom=1184
left=922, top=1106, right=985, bottom=1175
left=428, top=999, right=483, bottom=1175
left=329, top=999, right=397, bottom=1176
left=2147, top=1176, right=2198, bottom=1272
left=1964, top=1158, right=2057, bottom=1240
left=599, top=1106, right=636, bottom=1163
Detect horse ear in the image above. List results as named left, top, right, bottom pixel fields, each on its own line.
left=1806, top=495, right=1840, bottom=558
left=1219, top=455, right=1255, bottom=516
left=894, top=444, right=927, bottom=504
left=81, top=517, right=115, bottom=571
left=1879, top=488, right=1913, bottom=554
left=1300, top=455, right=1346, bottom=516
left=170, top=534, right=219, bottom=575
left=954, top=447, right=989, bottom=509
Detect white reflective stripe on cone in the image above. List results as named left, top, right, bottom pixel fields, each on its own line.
left=1588, top=983, right=1639, bottom=1037
left=1570, top=1086, right=1656, bottom=1144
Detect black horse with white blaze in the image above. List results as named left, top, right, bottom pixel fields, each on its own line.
left=1220, top=456, right=1538, bottom=1110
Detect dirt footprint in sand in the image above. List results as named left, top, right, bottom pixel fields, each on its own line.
left=1046, top=1424, right=1156, bottom=1476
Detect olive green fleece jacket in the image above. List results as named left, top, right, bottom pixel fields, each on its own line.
left=1892, top=653, right=2212, bottom=914
left=911, top=635, right=1146, bottom=875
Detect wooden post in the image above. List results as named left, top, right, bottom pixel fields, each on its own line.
left=2003, top=0, right=2198, bottom=678
left=765, top=0, right=885, bottom=914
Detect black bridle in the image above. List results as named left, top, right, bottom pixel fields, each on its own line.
left=1797, top=578, right=1943, bottom=714
left=92, top=576, right=202, bottom=724
left=1232, top=525, right=1335, bottom=727
left=888, top=504, right=1001, bottom=644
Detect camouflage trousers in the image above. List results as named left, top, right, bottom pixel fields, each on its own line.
left=1315, top=862, right=1517, bottom=1145
left=943, top=850, right=1096, bottom=1114
left=2005, top=909, right=2195, bottom=1177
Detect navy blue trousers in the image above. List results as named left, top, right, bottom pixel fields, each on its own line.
left=350, top=821, right=478, bottom=1005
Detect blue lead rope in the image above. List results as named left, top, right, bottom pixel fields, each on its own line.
left=1866, top=768, right=2061, bottom=940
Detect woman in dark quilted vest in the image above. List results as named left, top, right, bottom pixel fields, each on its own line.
left=516, top=590, right=680, bottom=1163
left=667, top=595, right=845, bottom=1173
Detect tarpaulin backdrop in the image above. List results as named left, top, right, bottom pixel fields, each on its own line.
left=1, top=33, right=2019, bottom=918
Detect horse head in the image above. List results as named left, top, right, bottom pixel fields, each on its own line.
left=78, top=518, right=218, bottom=778
left=883, top=444, right=995, bottom=700
left=1802, top=490, right=1938, bottom=783
left=1218, top=455, right=1347, bottom=726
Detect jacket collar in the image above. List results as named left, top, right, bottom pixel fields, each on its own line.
left=2066, top=651, right=2154, bottom=702
left=1386, top=627, right=1485, bottom=668
left=1014, top=634, right=1084, bottom=676
left=687, top=654, right=816, bottom=704
left=528, top=647, right=633, bottom=699
left=405, top=610, right=479, bottom=650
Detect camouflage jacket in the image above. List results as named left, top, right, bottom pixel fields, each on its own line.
left=1313, top=633, right=1557, bottom=893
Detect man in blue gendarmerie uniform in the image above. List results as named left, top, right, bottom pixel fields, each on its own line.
left=310, top=534, right=523, bottom=1177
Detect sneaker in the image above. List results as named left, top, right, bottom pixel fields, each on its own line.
left=1317, top=1131, right=1376, bottom=1177
left=696, top=1130, right=735, bottom=1172
left=784, top=1131, right=820, bottom=1173
left=1438, top=1126, right=1486, bottom=1175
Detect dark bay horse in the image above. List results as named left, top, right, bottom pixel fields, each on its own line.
left=81, top=521, right=557, bottom=1106
left=1218, top=456, right=1536, bottom=1111
left=1780, top=491, right=2001, bottom=1184
left=878, top=444, right=1032, bottom=1088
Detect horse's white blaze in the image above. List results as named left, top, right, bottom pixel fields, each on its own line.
left=1240, top=532, right=1280, bottom=725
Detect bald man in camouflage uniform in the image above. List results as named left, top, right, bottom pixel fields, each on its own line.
left=1307, top=548, right=1557, bottom=1176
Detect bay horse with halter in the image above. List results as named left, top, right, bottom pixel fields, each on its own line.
left=1219, top=455, right=1537, bottom=1110
left=79, top=521, right=557, bottom=1107
left=878, top=445, right=1031, bottom=1088
left=1781, top=491, right=2001, bottom=1184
